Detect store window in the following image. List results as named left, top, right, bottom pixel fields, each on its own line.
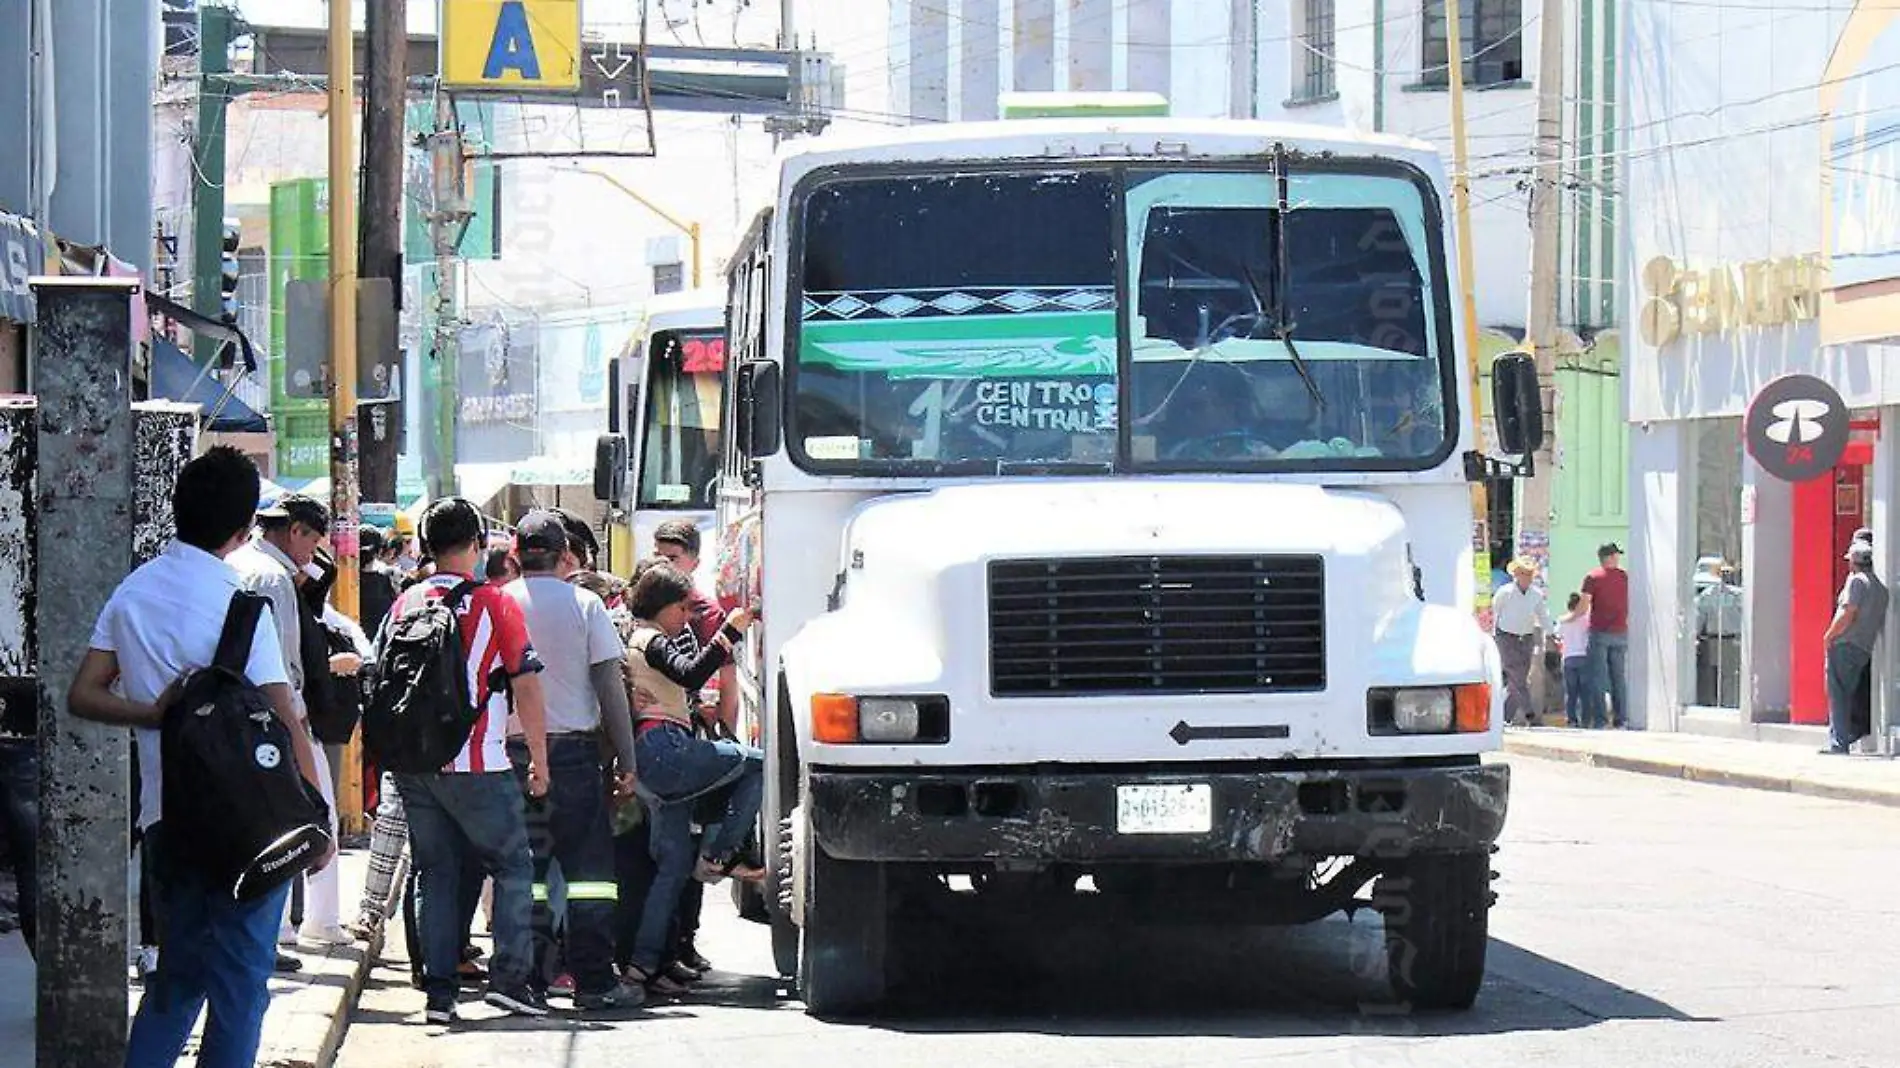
left=1690, top=418, right=1745, bottom=709
left=1294, top=0, right=1337, bottom=101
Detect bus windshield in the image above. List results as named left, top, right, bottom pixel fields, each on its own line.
left=638, top=328, right=725, bottom=510
left=790, top=165, right=1453, bottom=474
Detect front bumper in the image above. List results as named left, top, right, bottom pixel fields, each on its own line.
left=807, top=759, right=1509, bottom=863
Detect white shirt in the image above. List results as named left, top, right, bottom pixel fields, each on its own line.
left=503, top=575, right=624, bottom=734
left=88, top=540, right=289, bottom=830
left=321, top=603, right=376, bottom=665
left=1491, top=580, right=1551, bottom=637
left=1557, top=615, right=1591, bottom=661
left=227, top=536, right=306, bottom=714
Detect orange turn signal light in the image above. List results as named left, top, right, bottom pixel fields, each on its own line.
left=812, top=693, right=860, bottom=743
left=1454, top=683, right=1492, bottom=733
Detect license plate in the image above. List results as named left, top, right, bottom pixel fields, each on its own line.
left=1115, top=784, right=1213, bottom=835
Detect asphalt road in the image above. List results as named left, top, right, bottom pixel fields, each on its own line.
left=336, top=757, right=1900, bottom=1068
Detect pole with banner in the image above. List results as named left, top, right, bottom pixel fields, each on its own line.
left=327, top=0, right=364, bottom=832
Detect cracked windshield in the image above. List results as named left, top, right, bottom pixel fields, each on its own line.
left=792, top=169, right=1451, bottom=471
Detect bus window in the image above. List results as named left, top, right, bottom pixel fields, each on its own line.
left=639, top=328, right=726, bottom=509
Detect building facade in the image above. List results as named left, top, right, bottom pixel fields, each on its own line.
left=1623, top=0, right=1900, bottom=743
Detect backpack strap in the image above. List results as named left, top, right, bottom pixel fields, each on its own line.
left=443, top=579, right=481, bottom=613
left=215, top=592, right=269, bottom=675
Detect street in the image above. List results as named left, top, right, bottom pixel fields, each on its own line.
left=335, top=757, right=1900, bottom=1068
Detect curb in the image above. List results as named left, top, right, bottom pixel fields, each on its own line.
left=1501, top=737, right=1900, bottom=809
left=257, top=937, right=376, bottom=1068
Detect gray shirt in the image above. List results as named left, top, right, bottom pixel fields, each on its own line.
left=504, top=574, right=636, bottom=771
left=226, top=536, right=306, bottom=716
left=1838, top=570, right=1890, bottom=652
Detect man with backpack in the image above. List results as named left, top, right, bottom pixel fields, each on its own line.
left=371, top=497, right=553, bottom=1023
left=69, top=446, right=333, bottom=1068
left=229, top=493, right=349, bottom=948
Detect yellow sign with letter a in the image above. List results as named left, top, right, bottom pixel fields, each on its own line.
left=442, top=0, right=582, bottom=91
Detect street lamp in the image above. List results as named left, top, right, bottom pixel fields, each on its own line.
left=561, top=165, right=704, bottom=289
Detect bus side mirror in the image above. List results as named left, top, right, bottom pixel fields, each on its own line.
left=1491, top=351, right=1544, bottom=457
left=593, top=433, right=628, bottom=504
left=740, top=360, right=783, bottom=458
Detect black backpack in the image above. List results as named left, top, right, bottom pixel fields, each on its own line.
left=311, top=621, right=368, bottom=746
left=162, top=592, right=332, bottom=902
left=363, top=580, right=481, bottom=773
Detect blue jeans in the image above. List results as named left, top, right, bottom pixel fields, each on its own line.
left=126, top=822, right=292, bottom=1068
left=1826, top=640, right=1874, bottom=750
left=396, top=772, right=535, bottom=1003
left=1585, top=631, right=1630, bottom=728
left=509, top=735, right=619, bottom=995
left=1562, top=659, right=1588, bottom=726
left=629, top=725, right=763, bottom=972
left=0, top=738, right=37, bottom=956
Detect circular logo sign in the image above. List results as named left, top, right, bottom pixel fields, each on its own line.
left=1745, top=374, right=1849, bottom=482
left=254, top=743, right=282, bottom=770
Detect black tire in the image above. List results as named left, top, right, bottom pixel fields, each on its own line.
left=771, top=907, right=800, bottom=979
left=798, top=842, right=888, bottom=1017
left=733, top=877, right=771, bottom=925
left=1379, top=852, right=1491, bottom=1010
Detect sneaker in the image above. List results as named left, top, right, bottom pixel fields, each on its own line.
left=549, top=973, right=577, bottom=997
left=484, top=984, right=550, bottom=1018
left=678, top=944, right=712, bottom=973
left=424, top=998, right=457, bottom=1025
left=574, top=981, right=647, bottom=1011
left=300, top=924, right=353, bottom=947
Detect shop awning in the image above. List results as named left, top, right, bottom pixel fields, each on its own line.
left=454, top=462, right=515, bottom=508
left=148, top=337, right=268, bottom=433
left=510, top=455, right=593, bottom=487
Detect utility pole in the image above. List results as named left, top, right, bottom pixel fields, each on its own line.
left=191, top=3, right=235, bottom=367
left=429, top=92, right=470, bottom=501
left=1518, top=0, right=1567, bottom=575
left=1443, top=0, right=1493, bottom=621
left=359, top=0, right=407, bottom=508
left=326, top=0, right=363, bottom=826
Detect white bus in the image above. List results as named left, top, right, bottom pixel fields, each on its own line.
left=596, top=288, right=728, bottom=580
left=713, top=97, right=1538, bottom=1016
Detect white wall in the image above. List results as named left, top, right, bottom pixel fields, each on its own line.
left=1256, top=0, right=1537, bottom=329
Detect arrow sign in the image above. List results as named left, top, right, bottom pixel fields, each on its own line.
left=1168, top=721, right=1291, bottom=746
left=591, top=42, right=634, bottom=81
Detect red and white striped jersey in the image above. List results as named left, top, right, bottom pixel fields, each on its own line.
left=394, top=572, right=542, bottom=774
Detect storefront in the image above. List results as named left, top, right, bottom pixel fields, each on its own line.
left=1624, top=0, right=1900, bottom=746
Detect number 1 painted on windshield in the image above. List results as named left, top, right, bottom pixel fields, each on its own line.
left=909, top=381, right=944, bottom=459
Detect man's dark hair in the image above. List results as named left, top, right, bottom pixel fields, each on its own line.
left=631, top=553, right=672, bottom=582
left=485, top=547, right=519, bottom=582
left=421, top=498, right=484, bottom=556
left=173, top=446, right=262, bottom=552
left=553, top=509, right=598, bottom=568
left=518, top=547, right=562, bottom=574
left=628, top=562, right=695, bottom=620
left=653, top=519, right=701, bottom=558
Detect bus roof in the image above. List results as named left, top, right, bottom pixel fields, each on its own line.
left=639, top=288, right=725, bottom=335
left=772, top=118, right=1446, bottom=183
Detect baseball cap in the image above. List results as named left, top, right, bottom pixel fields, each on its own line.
left=1598, top=542, right=1624, bottom=558
left=515, top=510, right=570, bottom=555
left=258, top=492, right=332, bottom=531
left=1853, top=527, right=1874, bottom=545
left=1846, top=543, right=1876, bottom=564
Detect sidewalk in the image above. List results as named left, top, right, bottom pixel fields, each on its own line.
left=1504, top=726, right=1900, bottom=807
left=0, top=848, right=376, bottom=1068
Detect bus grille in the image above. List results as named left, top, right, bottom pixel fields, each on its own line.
left=987, top=555, right=1327, bottom=696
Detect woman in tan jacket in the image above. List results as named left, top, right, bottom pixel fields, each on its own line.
left=620, top=562, right=761, bottom=991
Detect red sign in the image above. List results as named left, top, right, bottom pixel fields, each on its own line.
left=679, top=331, right=727, bottom=374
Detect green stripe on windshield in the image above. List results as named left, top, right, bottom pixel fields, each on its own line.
left=800, top=311, right=1117, bottom=379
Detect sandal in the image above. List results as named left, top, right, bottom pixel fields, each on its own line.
left=620, top=962, right=689, bottom=998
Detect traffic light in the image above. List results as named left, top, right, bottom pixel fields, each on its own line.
left=219, top=219, right=241, bottom=324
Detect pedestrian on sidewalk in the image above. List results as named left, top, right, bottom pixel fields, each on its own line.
left=1579, top=543, right=1631, bottom=729
left=1491, top=558, right=1551, bottom=726
left=502, top=511, right=645, bottom=1011
left=69, top=446, right=331, bottom=1068
left=388, top=497, right=553, bottom=1024
left=228, top=494, right=349, bottom=948
left=1823, top=538, right=1888, bottom=755
left=1557, top=593, right=1592, bottom=728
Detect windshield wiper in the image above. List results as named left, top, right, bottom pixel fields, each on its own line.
left=995, top=459, right=1114, bottom=476
left=1267, top=142, right=1325, bottom=414
left=1242, top=261, right=1325, bottom=414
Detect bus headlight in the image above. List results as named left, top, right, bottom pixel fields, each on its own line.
left=859, top=698, right=922, bottom=742
left=1392, top=689, right=1455, bottom=733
